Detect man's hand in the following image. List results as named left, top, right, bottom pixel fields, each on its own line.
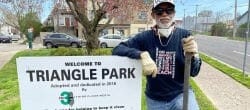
left=140, top=51, right=157, bottom=78
left=182, top=36, right=198, bottom=56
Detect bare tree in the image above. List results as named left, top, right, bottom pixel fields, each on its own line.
left=0, top=0, right=47, bottom=36
left=65, top=0, right=152, bottom=54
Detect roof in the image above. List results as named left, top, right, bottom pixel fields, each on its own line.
left=237, top=11, right=248, bottom=21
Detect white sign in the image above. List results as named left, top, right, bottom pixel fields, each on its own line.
left=16, top=56, right=142, bottom=110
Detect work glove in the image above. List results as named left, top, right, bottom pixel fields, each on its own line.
left=182, top=36, right=199, bottom=57
left=140, top=51, right=157, bottom=78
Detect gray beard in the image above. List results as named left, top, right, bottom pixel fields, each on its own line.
left=156, top=20, right=173, bottom=29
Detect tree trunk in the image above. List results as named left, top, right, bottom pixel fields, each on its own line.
left=85, top=32, right=99, bottom=55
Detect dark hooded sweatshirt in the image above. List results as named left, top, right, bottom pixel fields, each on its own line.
left=112, top=27, right=202, bottom=101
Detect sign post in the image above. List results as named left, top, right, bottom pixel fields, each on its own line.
left=27, top=28, right=33, bottom=49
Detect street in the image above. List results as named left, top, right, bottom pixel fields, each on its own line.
left=195, top=35, right=250, bottom=73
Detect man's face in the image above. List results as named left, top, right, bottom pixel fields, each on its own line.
left=152, top=3, right=175, bottom=28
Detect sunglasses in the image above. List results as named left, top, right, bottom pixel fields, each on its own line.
left=153, top=8, right=175, bottom=15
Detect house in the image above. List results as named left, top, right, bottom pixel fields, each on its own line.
left=183, top=16, right=216, bottom=32
left=43, top=7, right=78, bottom=37
left=237, top=11, right=248, bottom=27
left=43, top=0, right=155, bottom=38
left=0, top=24, right=19, bottom=36
left=175, top=19, right=183, bottom=28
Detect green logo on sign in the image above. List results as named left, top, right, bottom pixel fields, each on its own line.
left=59, top=91, right=74, bottom=106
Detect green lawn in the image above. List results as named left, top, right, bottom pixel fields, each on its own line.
left=0, top=48, right=216, bottom=110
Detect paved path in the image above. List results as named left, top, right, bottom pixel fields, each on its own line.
left=193, top=62, right=250, bottom=110
left=0, top=51, right=20, bottom=69
left=0, top=43, right=43, bottom=68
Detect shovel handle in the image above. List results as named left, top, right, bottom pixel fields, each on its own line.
left=183, top=52, right=193, bottom=110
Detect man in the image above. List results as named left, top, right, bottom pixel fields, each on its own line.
left=112, top=0, right=201, bottom=109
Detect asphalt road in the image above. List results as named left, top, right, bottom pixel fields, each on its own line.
left=195, top=35, right=250, bottom=74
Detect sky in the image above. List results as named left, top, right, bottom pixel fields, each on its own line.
left=41, top=0, right=54, bottom=22
left=40, top=0, right=249, bottom=22
left=174, top=0, right=248, bottom=20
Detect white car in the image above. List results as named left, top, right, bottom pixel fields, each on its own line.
left=98, top=34, right=127, bottom=48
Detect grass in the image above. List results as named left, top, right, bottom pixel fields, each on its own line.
left=193, top=31, right=211, bottom=36
left=227, top=37, right=250, bottom=42
left=190, top=79, right=217, bottom=110
left=200, top=53, right=250, bottom=89
left=0, top=48, right=216, bottom=110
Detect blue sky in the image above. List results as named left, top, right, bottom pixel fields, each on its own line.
left=41, top=0, right=248, bottom=22
left=174, top=0, right=248, bottom=19
left=41, top=0, right=54, bottom=22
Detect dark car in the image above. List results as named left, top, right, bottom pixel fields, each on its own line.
left=43, top=33, right=85, bottom=48
left=0, top=33, right=12, bottom=43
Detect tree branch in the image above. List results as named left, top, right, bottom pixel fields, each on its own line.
left=66, top=0, right=90, bottom=30
left=91, top=0, right=96, bottom=15
left=98, top=17, right=113, bottom=32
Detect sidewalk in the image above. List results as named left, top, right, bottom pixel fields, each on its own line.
left=193, top=62, right=250, bottom=110
left=0, top=51, right=19, bottom=69
left=0, top=43, right=43, bottom=68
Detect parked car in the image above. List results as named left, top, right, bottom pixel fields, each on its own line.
left=10, top=35, right=21, bottom=41
left=127, top=34, right=136, bottom=39
left=98, top=34, right=127, bottom=48
left=43, top=33, right=85, bottom=48
left=0, top=33, right=12, bottom=43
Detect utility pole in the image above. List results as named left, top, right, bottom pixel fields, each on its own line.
left=195, top=5, right=200, bottom=33
left=233, top=0, right=237, bottom=38
left=243, top=0, right=250, bottom=77
left=184, top=9, right=186, bottom=29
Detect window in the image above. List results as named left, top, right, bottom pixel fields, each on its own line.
left=138, top=11, right=147, bottom=20
left=59, top=34, right=67, bottom=38
left=50, top=34, right=61, bottom=38
left=113, top=35, right=121, bottom=39
left=116, top=29, right=124, bottom=35
left=59, top=17, right=65, bottom=26
left=70, top=17, right=74, bottom=26
left=100, top=29, right=108, bottom=36
left=138, top=28, right=145, bottom=32
left=50, top=34, right=67, bottom=39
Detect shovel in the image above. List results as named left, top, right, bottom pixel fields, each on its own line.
left=183, top=52, right=193, bottom=110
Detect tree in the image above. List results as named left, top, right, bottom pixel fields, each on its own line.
left=65, top=0, right=152, bottom=54
left=211, top=22, right=227, bottom=36
left=237, top=23, right=247, bottom=38
left=19, top=12, right=42, bottom=39
left=0, top=0, right=46, bottom=37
